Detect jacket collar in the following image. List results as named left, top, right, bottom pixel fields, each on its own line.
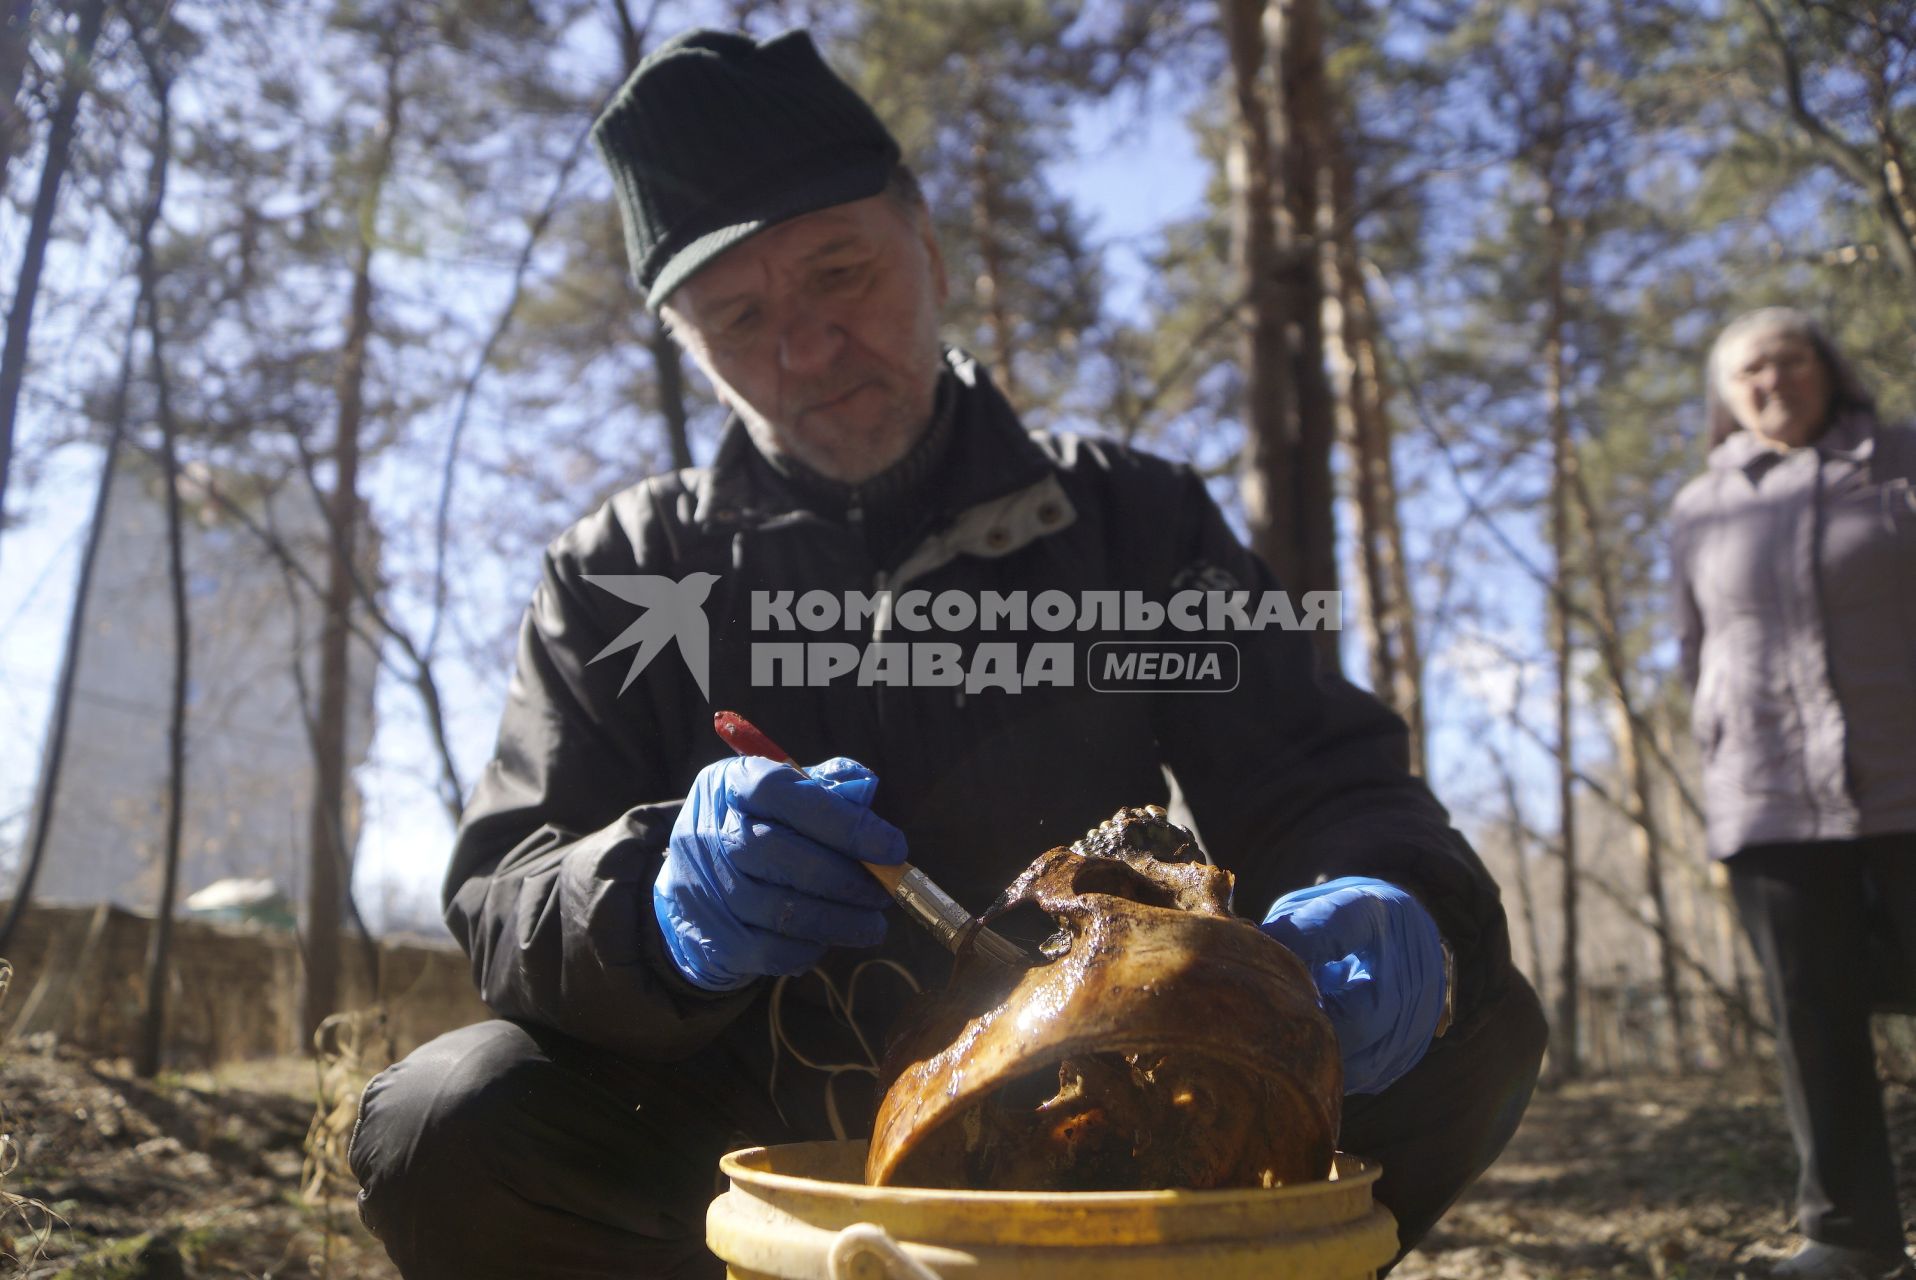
left=689, top=348, right=1054, bottom=532
left=1708, top=407, right=1879, bottom=475
left=1814, top=407, right=1876, bottom=461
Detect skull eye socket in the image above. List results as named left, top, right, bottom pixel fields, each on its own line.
left=986, top=900, right=1071, bottom=957
left=1068, top=858, right=1180, bottom=909
left=991, top=1062, right=1066, bottom=1111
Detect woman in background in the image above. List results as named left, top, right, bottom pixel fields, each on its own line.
left=1672, top=307, right=1916, bottom=1280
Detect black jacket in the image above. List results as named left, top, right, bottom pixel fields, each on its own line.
left=444, top=351, right=1517, bottom=1136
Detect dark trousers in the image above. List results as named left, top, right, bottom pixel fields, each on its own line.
left=1728, top=833, right=1916, bottom=1253
left=349, top=976, right=1545, bottom=1278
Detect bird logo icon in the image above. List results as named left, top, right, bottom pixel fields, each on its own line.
left=581, top=572, right=720, bottom=700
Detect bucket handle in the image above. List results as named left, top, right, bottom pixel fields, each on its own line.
left=829, top=1222, right=942, bottom=1280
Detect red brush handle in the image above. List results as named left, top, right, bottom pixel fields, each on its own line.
left=711, top=710, right=908, bottom=894
left=713, top=710, right=799, bottom=768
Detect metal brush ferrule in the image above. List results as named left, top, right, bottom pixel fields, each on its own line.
left=889, top=866, right=973, bottom=952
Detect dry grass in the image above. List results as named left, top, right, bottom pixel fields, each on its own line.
left=296, top=1003, right=396, bottom=1280
left=0, top=958, right=65, bottom=1273
left=301, top=1005, right=392, bottom=1203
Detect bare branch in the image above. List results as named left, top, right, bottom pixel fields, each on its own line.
left=1746, top=0, right=1879, bottom=189
left=426, top=119, right=595, bottom=661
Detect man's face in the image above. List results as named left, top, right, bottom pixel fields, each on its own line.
left=666, top=193, right=949, bottom=485
left=1717, top=326, right=1833, bottom=450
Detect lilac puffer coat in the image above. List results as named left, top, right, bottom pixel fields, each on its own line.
left=1672, top=410, right=1916, bottom=858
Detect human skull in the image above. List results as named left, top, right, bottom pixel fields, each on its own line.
left=866, top=807, right=1341, bottom=1191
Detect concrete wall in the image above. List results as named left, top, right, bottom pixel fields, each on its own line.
left=0, top=903, right=488, bottom=1067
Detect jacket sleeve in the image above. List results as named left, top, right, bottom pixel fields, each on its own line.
left=442, top=533, right=754, bottom=1061
left=1150, top=470, right=1517, bottom=1026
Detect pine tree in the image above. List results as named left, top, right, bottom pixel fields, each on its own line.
left=846, top=0, right=1105, bottom=424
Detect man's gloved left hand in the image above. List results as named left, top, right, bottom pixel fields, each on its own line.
left=1259, top=876, right=1448, bottom=1096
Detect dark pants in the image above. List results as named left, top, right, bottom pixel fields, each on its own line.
left=350, top=976, right=1545, bottom=1278
left=1728, top=833, right=1916, bottom=1254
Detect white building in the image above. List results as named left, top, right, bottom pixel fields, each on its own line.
left=28, top=453, right=377, bottom=912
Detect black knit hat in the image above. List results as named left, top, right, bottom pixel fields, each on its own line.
left=591, top=29, right=903, bottom=311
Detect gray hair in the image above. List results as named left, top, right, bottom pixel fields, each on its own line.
left=1704, top=306, right=1877, bottom=447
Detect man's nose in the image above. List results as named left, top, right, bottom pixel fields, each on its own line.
left=778, top=306, right=845, bottom=375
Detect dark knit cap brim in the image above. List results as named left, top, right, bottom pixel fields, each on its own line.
left=591, top=29, right=903, bottom=311
left=641, top=146, right=894, bottom=309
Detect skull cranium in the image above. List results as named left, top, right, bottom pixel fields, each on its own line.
left=866, top=807, right=1341, bottom=1191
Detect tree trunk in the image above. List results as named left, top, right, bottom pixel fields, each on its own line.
left=303, top=37, right=401, bottom=1049
left=0, top=0, right=107, bottom=566
left=968, top=90, right=1019, bottom=402
left=1321, top=107, right=1424, bottom=767
left=1858, top=23, right=1916, bottom=283
left=1608, top=697, right=1688, bottom=1070
left=304, top=262, right=368, bottom=1047
left=1223, top=0, right=1340, bottom=666
left=1543, top=169, right=1582, bottom=1081
left=1570, top=468, right=1691, bottom=1072
left=135, top=39, right=184, bottom=1080
left=0, top=253, right=142, bottom=954
left=0, top=0, right=36, bottom=198
left=1223, top=0, right=1290, bottom=578
left=136, top=352, right=188, bottom=1078
left=1495, top=746, right=1549, bottom=1014
left=609, top=2, right=691, bottom=473
left=1272, top=0, right=1339, bottom=655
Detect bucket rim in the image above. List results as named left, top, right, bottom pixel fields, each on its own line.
left=719, top=1139, right=1381, bottom=1206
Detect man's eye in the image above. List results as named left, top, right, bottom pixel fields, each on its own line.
left=720, top=307, right=760, bottom=335
left=820, top=262, right=864, bottom=288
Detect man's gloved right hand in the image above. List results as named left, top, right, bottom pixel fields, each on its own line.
left=654, top=755, right=908, bottom=992
left=1259, top=876, right=1448, bottom=1096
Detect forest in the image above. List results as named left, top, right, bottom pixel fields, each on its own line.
left=0, top=0, right=1912, bottom=1275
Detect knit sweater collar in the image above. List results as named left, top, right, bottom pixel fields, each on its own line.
left=1711, top=407, right=1879, bottom=473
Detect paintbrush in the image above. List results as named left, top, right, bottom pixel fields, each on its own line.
left=712, top=710, right=1032, bottom=971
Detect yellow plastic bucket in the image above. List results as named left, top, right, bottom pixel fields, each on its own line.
left=706, top=1140, right=1398, bottom=1279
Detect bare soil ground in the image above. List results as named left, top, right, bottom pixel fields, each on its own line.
left=1396, top=1069, right=1916, bottom=1280
left=3, top=1048, right=392, bottom=1279
left=4, top=1044, right=1913, bottom=1278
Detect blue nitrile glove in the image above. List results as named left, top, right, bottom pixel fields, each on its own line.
left=1259, top=876, right=1447, bottom=1096
left=654, top=755, right=908, bottom=992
